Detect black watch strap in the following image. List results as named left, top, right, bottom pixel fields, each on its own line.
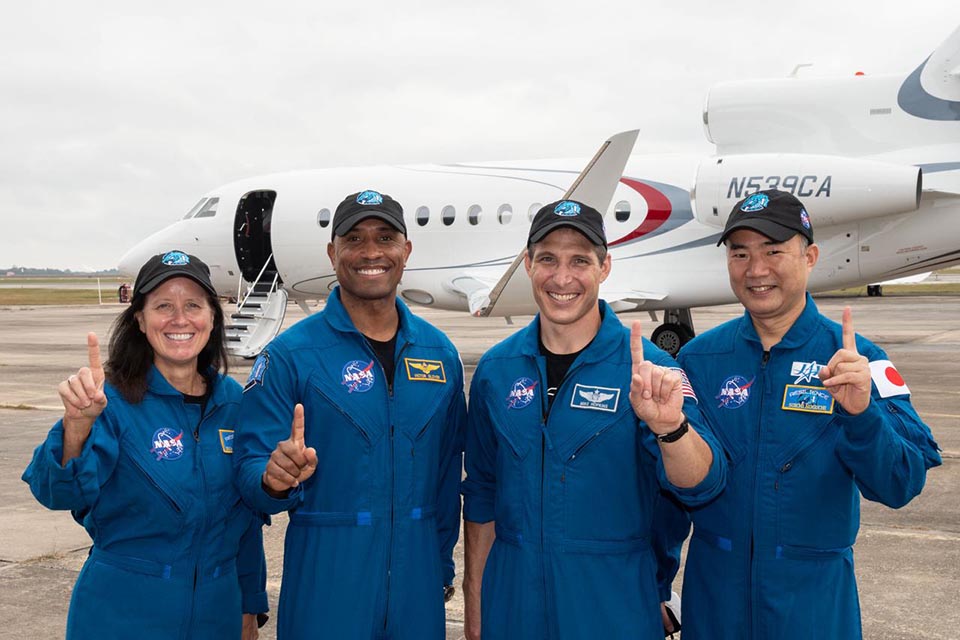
left=656, top=417, right=690, bottom=444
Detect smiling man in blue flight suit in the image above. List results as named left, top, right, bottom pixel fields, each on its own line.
left=677, top=190, right=942, bottom=639
left=234, top=190, right=466, bottom=639
left=461, top=200, right=726, bottom=640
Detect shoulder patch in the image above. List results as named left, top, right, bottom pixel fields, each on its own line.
left=669, top=367, right=698, bottom=403
left=869, top=360, right=911, bottom=398
left=244, top=352, right=269, bottom=393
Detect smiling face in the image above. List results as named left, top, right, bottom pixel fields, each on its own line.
left=525, top=227, right=610, bottom=337
left=135, top=277, right=214, bottom=376
left=725, top=229, right=819, bottom=327
left=327, top=217, right=412, bottom=304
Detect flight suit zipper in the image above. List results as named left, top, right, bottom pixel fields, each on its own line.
left=379, top=341, right=405, bottom=634
left=749, top=349, right=770, bottom=637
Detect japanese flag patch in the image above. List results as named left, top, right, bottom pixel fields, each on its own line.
left=869, top=360, right=910, bottom=398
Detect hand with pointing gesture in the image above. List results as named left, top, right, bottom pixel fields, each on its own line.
left=262, top=404, right=318, bottom=498
left=629, top=321, right=686, bottom=435
left=58, top=333, right=107, bottom=465
left=818, top=307, right=872, bottom=415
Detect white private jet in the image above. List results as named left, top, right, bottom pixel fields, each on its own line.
left=118, top=25, right=960, bottom=357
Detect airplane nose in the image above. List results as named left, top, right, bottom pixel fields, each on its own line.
left=117, top=242, right=152, bottom=278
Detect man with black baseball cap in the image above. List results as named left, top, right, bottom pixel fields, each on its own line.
left=235, top=189, right=466, bottom=639
left=675, top=189, right=941, bottom=639
left=462, top=198, right=725, bottom=639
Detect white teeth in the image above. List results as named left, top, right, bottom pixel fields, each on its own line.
left=548, top=292, right=578, bottom=302
left=165, top=333, right=195, bottom=341
left=358, top=267, right=387, bottom=275
left=750, top=286, right=774, bottom=292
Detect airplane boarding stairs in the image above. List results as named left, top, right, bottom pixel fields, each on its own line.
left=226, top=257, right=287, bottom=358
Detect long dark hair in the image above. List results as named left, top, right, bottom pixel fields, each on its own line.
left=105, top=288, right=229, bottom=403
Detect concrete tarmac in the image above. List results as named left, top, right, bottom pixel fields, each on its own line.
left=0, top=296, right=957, bottom=639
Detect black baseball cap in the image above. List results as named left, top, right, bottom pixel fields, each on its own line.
left=332, top=190, right=406, bottom=237
left=528, top=199, right=607, bottom=248
left=133, top=250, right=217, bottom=298
left=717, top=190, right=815, bottom=246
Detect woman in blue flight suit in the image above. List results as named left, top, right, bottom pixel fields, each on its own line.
left=23, top=250, right=268, bottom=639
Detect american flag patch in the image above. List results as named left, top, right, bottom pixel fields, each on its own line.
left=669, top=367, right=698, bottom=403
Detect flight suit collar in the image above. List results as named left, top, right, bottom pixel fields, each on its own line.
left=323, top=286, right=418, bottom=347
left=737, top=293, right=821, bottom=352
left=519, top=299, right=623, bottom=364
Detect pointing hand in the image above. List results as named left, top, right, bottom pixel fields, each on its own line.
left=819, top=307, right=871, bottom=415
left=628, top=321, right=685, bottom=435
left=263, top=404, right=318, bottom=497
left=59, top=332, right=108, bottom=431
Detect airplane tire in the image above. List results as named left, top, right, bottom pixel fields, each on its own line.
left=651, top=323, right=695, bottom=357
left=866, top=285, right=883, bottom=297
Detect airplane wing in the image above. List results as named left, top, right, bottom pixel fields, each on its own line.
left=476, top=130, right=640, bottom=317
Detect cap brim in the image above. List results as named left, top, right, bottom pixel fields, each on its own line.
left=717, top=219, right=799, bottom=246
left=137, top=270, right=217, bottom=297
left=528, top=221, right=606, bottom=247
left=333, top=211, right=406, bottom=236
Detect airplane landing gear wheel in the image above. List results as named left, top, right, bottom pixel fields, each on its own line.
left=651, top=323, right=695, bottom=357
left=866, top=285, right=883, bottom=297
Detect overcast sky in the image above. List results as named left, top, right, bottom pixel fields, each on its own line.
left=2, top=1, right=957, bottom=270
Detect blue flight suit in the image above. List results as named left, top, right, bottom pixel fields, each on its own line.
left=677, top=295, right=942, bottom=639
left=234, top=287, right=466, bottom=640
left=462, top=301, right=726, bottom=640
left=22, top=368, right=268, bottom=640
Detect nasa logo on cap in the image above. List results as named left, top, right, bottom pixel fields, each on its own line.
left=553, top=201, right=581, bottom=217
left=161, top=251, right=191, bottom=266
left=342, top=359, right=376, bottom=394
left=356, top=190, right=384, bottom=206
left=506, top=376, right=538, bottom=409
left=150, top=427, right=186, bottom=461
left=800, top=209, right=811, bottom=229
left=740, top=194, right=770, bottom=213
left=716, top=375, right=755, bottom=409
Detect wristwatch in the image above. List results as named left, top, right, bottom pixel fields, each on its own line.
left=656, top=417, right=690, bottom=444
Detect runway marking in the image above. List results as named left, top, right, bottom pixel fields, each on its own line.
left=918, top=412, right=960, bottom=419
left=860, top=524, right=960, bottom=542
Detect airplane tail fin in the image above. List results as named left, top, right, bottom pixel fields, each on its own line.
left=897, top=25, right=960, bottom=121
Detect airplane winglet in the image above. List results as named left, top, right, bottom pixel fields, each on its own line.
left=477, top=130, right=640, bottom=318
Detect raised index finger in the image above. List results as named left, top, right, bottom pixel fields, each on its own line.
left=841, top=307, right=857, bottom=352
left=87, top=332, right=103, bottom=374
left=630, top=321, right=645, bottom=367
left=290, top=403, right=305, bottom=446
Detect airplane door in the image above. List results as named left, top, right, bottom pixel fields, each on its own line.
left=233, top=190, right=280, bottom=282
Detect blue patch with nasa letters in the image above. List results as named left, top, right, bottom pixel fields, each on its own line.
left=554, top=201, right=581, bottom=217
left=150, top=427, right=185, bottom=461
left=219, top=429, right=234, bottom=454
left=570, top=383, right=620, bottom=413
left=717, top=375, right=754, bottom=409
left=404, top=358, right=446, bottom=383
left=740, top=194, right=769, bottom=212
left=161, top=250, right=190, bottom=266
left=782, top=384, right=834, bottom=414
left=342, top=359, right=376, bottom=393
left=506, top=377, right=538, bottom=410
left=244, top=351, right=270, bottom=393
left=356, top=190, right=384, bottom=206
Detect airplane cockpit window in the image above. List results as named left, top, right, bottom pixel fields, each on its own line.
left=416, top=206, right=430, bottom=226
left=194, top=197, right=220, bottom=218
left=497, top=204, right=513, bottom=225
left=442, top=205, right=455, bottom=226
left=615, top=200, right=631, bottom=222
left=317, top=208, right=331, bottom=227
left=527, top=203, right=542, bottom=222
left=182, top=198, right=208, bottom=220
left=468, top=204, right=482, bottom=226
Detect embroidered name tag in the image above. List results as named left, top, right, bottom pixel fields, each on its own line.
left=781, top=385, right=834, bottom=414
left=570, top=384, right=620, bottom=413
left=219, top=429, right=235, bottom=454
left=404, top=358, right=446, bottom=383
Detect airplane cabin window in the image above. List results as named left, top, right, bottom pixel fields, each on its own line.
left=467, top=204, right=482, bottom=225
left=615, top=200, right=631, bottom=222
left=441, top=205, right=456, bottom=226
left=416, top=206, right=430, bottom=226
left=498, top=204, right=513, bottom=225
left=317, top=208, right=331, bottom=228
left=182, top=198, right=208, bottom=220
left=194, top=197, right=220, bottom=218
left=528, top=203, right=541, bottom=222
